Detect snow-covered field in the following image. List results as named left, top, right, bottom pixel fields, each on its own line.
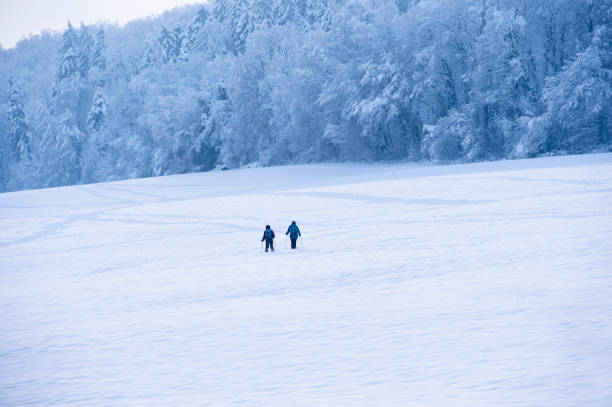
left=1, top=154, right=612, bottom=406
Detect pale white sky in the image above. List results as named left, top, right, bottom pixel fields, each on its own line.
left=0, top=0, right=208, bottom=49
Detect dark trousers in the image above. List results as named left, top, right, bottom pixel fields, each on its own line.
left=265, top=239, right=274, bottom=252
left=291, top=238, right=297, bottom=249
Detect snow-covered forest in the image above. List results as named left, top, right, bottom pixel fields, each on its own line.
left=1, top=0, right=611, bottom=192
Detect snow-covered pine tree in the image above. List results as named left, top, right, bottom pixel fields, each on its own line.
left=0, top=133, right=9, bottom=191
left=6, top=79, right=31, bottom=162
left=185, top=7, right=210, bottom=54
left=394, top=0, right=412, bottom=13
left=318, top=0, right=334, bottom=31
left=229, top=0, right=254, bottom=54
left=302, top=0, right=330, bottom=27
left=252, top=0, right=274, bottom=27
left=192, top=97, right=216, bottom=170
left=158, top=26, right=178, bottom=63
left=174, top=27, right=189, bottom=61
left=192, top=85, right=234, bottom=170
left=57, top=117, right=83, bottom=186
left=82, top=88, right=114, bottom=183
left=78, top=23, right=94, bottom=78
left=91, top=28, right=107, bottom=71
left=140, top=38, right=158, bottom=70
left=87, top=88, right=107, bottom=131
left=217, top=85, right=229, bottom=101
left=189, top=7, right=210, bottom=40
left=0, top=84, right=11, bottom=191
left=39, top=114, right=83, bottom=187
left=184, top=7, right=209, bottom=53
left=141, top=25, right=183, bottom=69
left=274, top=0, right=303, bottom=27
left=215, top=85, right=237, bottom=168
left=57, top=22, right=80, bottom=81
left=213, top=0, right=232, bottom=22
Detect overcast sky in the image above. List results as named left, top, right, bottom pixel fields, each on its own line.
left=0, top=0, right=208, bottom=49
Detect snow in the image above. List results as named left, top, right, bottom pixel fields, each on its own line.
left=1, top=153, right=612, bottom=406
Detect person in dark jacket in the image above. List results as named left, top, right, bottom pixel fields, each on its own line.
left=285, top=221, right=301, bottom=249
left=261, top=225, right=275, bottom=252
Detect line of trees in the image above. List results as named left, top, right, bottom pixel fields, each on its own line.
left=0, top=0, right=610, bottom=192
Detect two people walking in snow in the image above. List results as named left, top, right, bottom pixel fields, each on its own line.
left=261, top=221, right=301, bottom=252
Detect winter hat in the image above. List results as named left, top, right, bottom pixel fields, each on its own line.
left=266, top=225, right=270, bottom=229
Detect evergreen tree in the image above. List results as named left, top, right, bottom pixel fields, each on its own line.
left=57, top=22, right=79, bottom=81
left=140, top=38, right=158, bottom=70
left=192, top=86, right=233, bottom=170
left=39, top=114, right=83, bottom=187
left=185, top=8, right=210, bottom=54
left=158, top=26, right=178, bottom=63
left=83, top=88, right=114, bottom=183
left=274, top=0, right=303, bottom=27
left=6, top=79, right=31, bottom=162
left=87, top=88, right=107, bottom=131
left=252, top=0, right=274, bottom=27
left=394, top=0, right=411, bottom=13
left=174, top=27, right=189, bottom=61
left=141, top=25, right=183, bottom=68
left=214, top=86, right=236, bottom=168
left=78, top=23, right=94, bottom=78
left=91, top=29, right=107, bottom=71
left=303, top=0, right=333, bottom=27
left=0, top=136, right=9, bottom=191
left=319, top=2, right=334, bottom=31
left=0, top=114, right=10, bottom=191
left=213, top=0, right=232, bottom=22
left=189, top=7, right=210, bottom=39
left=229, top=0, right=254, bottom=54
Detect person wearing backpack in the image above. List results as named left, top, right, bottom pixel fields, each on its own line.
left=261, top=225, right=275, bottom=252
left=285, top=221, right=301, bottom=249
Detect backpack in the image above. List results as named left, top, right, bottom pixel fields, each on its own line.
left=265, top=229, right=274, bottom=239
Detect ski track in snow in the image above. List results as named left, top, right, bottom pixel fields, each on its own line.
left=1, top=154, right=612, bottom=406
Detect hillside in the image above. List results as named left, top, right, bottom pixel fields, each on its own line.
left=1, top=153, right=612, bottom=406
left=1, top=0, right=611, bottom=192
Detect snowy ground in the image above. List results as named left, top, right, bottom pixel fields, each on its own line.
left=1, top=154, right=612, bottom=406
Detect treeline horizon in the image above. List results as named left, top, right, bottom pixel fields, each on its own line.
left=1, top=0, right=611, bottom=192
